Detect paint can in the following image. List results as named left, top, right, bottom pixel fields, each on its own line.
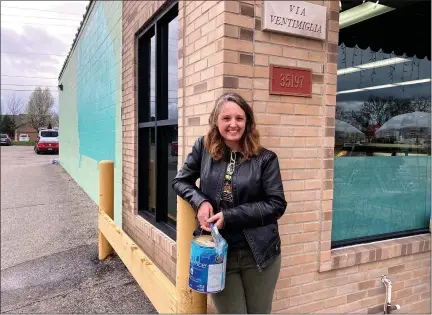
left=188, top=235, right=228, bottom=293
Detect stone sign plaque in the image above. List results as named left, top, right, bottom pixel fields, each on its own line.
left=269, top=64, right=312, bottom=97
left=263, top=1, right=327, bottom=41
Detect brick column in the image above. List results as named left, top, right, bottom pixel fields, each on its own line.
left=202, top=0, right=340, bottom=312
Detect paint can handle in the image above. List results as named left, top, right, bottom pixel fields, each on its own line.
left=210, top=223, right=227, bottom=257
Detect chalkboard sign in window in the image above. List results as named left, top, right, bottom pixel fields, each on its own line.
left=332, top=42, right=431, bottom=247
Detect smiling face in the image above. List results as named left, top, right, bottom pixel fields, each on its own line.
left=217, top=101, right=246, bottom=150
left=205, top=92, right=261, bottom=161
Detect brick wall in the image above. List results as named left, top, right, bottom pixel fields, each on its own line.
left=122, top=0, right=430, bottom=313
left=178, top=0, right=232, bottom=159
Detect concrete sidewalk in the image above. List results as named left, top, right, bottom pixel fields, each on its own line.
left=1, top=146, right=156, bottom=313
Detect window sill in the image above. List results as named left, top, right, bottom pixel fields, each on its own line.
left=319, top=233, right=431, bottom=272
left=138, top=210, right=177, bottom=241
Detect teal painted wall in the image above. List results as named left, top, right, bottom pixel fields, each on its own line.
left=59, top=1, right=122, bottom=226
left=332, top=156, right=431, bottom=241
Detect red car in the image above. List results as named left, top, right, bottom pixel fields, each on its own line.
left=35, top=129, right=59, bottom=154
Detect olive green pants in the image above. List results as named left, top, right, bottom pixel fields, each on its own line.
left=211, top=248, right=281, bottom=314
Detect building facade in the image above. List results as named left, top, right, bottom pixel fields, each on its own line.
left=59, top=1, right=123, bottom=226
left=12, top=115, right=38, bottom=141
left=60, top=0, right=431, bottom=313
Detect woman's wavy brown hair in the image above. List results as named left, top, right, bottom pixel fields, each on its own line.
left=204, top=92, right=261, bottom=161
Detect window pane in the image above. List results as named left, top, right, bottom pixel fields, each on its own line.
left=150, top=35, right=156, bottom=120
left=138, top=28, right=155, bottom=124
left=149, top=128, right=156, bottom=212
left=168, top=17, right=178, bottom=120
left=138, top=127, right=156, bottom=213
left=332, top=43, right=431, bottom=243
left=166, top=125, right=178, bottom=222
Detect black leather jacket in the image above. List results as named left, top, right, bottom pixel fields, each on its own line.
left=172, top=136, right=287, bottom=271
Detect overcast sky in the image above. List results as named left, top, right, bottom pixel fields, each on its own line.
left=1, top=1, right=89, bottom=115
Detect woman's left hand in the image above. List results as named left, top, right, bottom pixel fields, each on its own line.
left=203, top=212, right=224, bottom=232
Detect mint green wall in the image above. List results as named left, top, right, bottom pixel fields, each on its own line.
left=59, top=1, right=122, bottom=226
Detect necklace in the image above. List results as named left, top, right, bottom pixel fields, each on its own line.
left=225, top=151, right=236, bottom=181
left=221, top=151, right=236, bottom=204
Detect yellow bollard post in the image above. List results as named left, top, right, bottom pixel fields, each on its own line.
left=98, top=160, right=114, bottom=260
left=176, top=197, right=207, bottom=313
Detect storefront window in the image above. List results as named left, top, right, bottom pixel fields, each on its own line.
left=137, top=3, right=178, bottom=237
left=332, top=1, right=431, bottom=248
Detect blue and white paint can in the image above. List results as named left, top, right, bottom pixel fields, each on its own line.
left=188, top=235, right=228, bottom=293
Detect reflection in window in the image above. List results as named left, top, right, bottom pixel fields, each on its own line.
left=149, top=128, right=156, bottom=212
left=138, top=128, right=155, bottom=214
left=168, top=17, right=178, bottom=120
left=332, top=4, right=431, bottom=247
left=165, top=125, right=178, bottom=221
left=150, top=36, right=156, bottom=119
left=166, top=17, right=179, bottom=221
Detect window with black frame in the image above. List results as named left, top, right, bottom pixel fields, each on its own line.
left=332, top=1, right=431, bottom=248
left=137, top=2, right=178, bottom=238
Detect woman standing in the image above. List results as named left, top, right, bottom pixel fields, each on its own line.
left=172, top=92, right=287, bottom=314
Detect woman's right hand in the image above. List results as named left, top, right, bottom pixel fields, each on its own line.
left=197, top=201, right=214, bottom=231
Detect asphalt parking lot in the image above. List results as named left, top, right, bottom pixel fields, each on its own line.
left=1, top=146, right=156, bottom=313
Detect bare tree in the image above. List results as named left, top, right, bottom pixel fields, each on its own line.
left=344, top=96, right=431, bottom=134
left=24, top=87, right=55, bottom=131
left=409, top=97, right=431, bottom=113
left=6, top=93, right=23, bottom=121
left=51, top=110, right=59, bottom=126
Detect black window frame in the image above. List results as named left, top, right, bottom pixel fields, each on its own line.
left=137, top=1, right=179, bottom=240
